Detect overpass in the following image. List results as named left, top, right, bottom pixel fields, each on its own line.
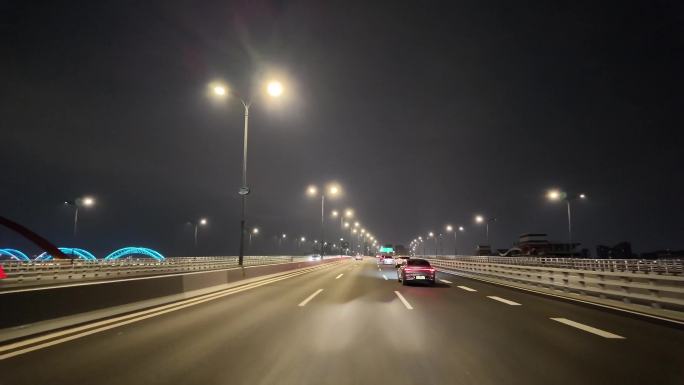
left=0, top=256, right=682, bottom=385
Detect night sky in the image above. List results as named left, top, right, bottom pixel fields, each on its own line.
left=3, top=0, right=683, bottom=257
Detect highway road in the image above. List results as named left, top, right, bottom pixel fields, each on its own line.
left=1, top=258, right=682, bottom=385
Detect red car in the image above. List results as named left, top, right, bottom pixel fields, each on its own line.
left=397, top=258, right=436, bottom=285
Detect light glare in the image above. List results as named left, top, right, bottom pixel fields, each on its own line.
left=267, top=81, right=284, bottom=97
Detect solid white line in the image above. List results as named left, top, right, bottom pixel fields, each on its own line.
left=0, top=263, right=341, bottom=360
left=487, top=296, right=521, bottom=306
left=298, top=289, right=324, bottom=307
left=382, top=274, right=388, bottom=280
left=550, top=318, right=625, bottom=339
left=335, top=274, right=343, bottom=279
left=439, top=279, right=452, bottom=284
left=457, top=285, right=477, bottom=292
left=394, top=291, right=414, bottom=310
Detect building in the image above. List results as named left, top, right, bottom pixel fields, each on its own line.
left=515, top=233, right=581, bottom=257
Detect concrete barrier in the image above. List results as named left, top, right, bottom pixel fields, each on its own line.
left=0, top=258, right=343, bottom=332
left=426, top=258, right=684, bottom=322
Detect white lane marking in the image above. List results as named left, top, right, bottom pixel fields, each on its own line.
left=487, top=296, right=521, bottom=306
left=382, top=274, right=388, bottom=280
left=335, top=274, right=344, bottom=279
left=0, top=264, right=340, bottom=360
left=394, top=291, right=414, bottom=310
left=457, top=285, right=477, bottom=292
left=550, top=318, right=625, bottom=339
left=298, top=289, right=324, bottom=307
left=439, top=279, right=452, bottom=284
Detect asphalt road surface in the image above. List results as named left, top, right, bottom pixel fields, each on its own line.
left=1, top=258, right=682, bottom=385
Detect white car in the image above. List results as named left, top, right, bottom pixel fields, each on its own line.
left=380, top=255, right=395, bottom=265
left=354, top=254, right=363, bottom=260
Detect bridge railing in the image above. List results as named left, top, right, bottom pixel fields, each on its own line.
left=428, top=256, right=683, bottom=275
left=0, top=255, right=336, bottom=288
left=424, top=257, right=684, bottom=316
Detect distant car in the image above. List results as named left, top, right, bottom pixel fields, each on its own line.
left=309, top=254, right=322, bottom=261
left=395, top=256, right=410, bottom=267
left=354, top=254, right=363, bottom=260
left=379, top=254, right=395, bottom=265
left=397, top=258, right=435, bottom=285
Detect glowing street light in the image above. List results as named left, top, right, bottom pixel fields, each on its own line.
left=307, top=185, right=318, bottom=196
left=209, top=78, right=285, bottom=266
left=64, top=196, right=96, bottom=237
left=445, top=224, right=465, bottom=255
left=474, top=215, right=496, bottom=243
left=190, top=217, right=208, bottom=248
left=306, top=183, right=342, bottom=255
left=331, top=210, right=339, bottom=218
left=248, top=227, right=260, bottom=246
left=546, top=188, right=587, bottom=245
left=267, top=81, right=284, bottom=97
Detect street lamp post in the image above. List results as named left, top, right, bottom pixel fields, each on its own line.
left=279, top=233, right=287, bottom=251
left=193, top=218, right=208, bottom=248
left=475, top=215, right=497, bottom=244
left=446, top=225, right=465, bottom=256
left=307, top=184, right=340, bottom=255
left=547, top=189, right=587, bottom=246
left=249, top=227, right=259, bottom=247
left=211, top=80, right=283, bottom=266
left=64, top=196, right=95, bottom=237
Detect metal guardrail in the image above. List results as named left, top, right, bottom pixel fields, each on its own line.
left=0, top=256, right=335, bottom=288
left=427, top=256, right=683, bottom=275
left=425, top=257, right=684, bottom=314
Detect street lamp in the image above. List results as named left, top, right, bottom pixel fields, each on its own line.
left=249, top=227, right=259, bottom=245
left=64, top=196, right=96, bottom=237
left=191, top=218, right=208, bottom=248
left=445, top=224, right=465, bottom=255
left=547, top=189, right=587, bottom=246
left=474, top=215, right=496, bottom=243
left=210, top=79, right=283, bottom=266
left=428, top=232, right=436, bottom=256
left=306, top=183, right=341, bottom=255
left=278, top=233, right=287, bottom=250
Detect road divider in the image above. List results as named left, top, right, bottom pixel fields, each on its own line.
left=0, top=263, right=341, bottom=360
left=0, top=258, right=346, bottom=342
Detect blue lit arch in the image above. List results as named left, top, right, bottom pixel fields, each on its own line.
left=104, top=247, right=165, bottom=261
left=35, top=247, right=97, bottom=261
left=0, top=248, right=31, bottom=262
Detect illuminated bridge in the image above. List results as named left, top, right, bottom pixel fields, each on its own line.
left=0, top=256, right=682, bottom=385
